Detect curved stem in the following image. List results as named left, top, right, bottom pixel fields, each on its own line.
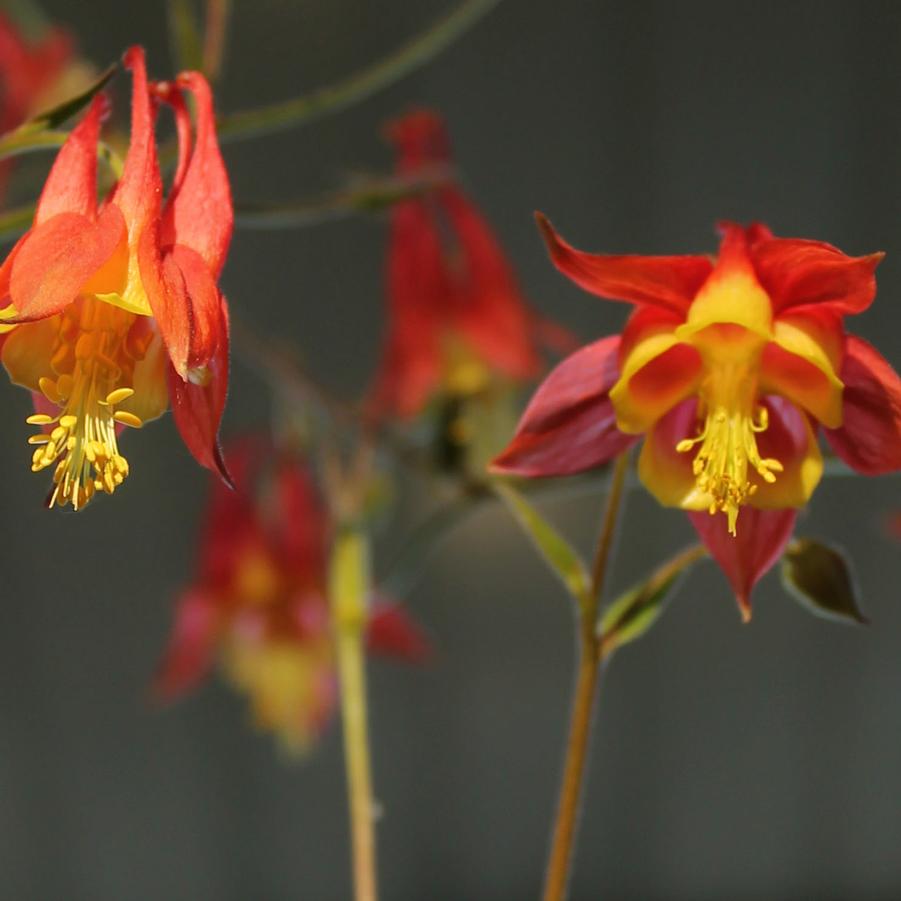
left=543, top=451, right=631, bottom=901
left=214, top=0, right=502, bottom=142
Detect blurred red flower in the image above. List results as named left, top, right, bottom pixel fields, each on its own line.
left=0, top=47, right=231, bottom=508
left=493, top=217, right=901, bottom=617
left=154, top=437, right=430, bottom=753
left=0, top=13, right=78, bottom=198
left=370, top=109, right=557, bottom=419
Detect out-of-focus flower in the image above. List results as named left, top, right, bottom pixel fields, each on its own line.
left=493, top=218, right=901, bottom=617
left=0, top=13, right=71, bottom=133
left=0, top=47, right=231, bottom=508
left=154, top=437, right=430, bottom=753
left=0, top=13, right=94, bottom=197
left=370, top=109, right=553, bottom=420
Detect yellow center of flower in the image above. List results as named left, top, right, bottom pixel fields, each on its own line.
left=26, top=297, right=152, bottom=509
left=675, top=352, right=783, bottom=535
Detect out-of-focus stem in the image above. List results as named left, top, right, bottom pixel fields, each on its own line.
left=214, top=0, right=503, bottom=141
left=330, top=526, right=378, bottom=901
left=202, top=0, right=231, bottom=81
left=542, top=451, right=630, bottom=901
left=234, top=166, right=453, bottom=229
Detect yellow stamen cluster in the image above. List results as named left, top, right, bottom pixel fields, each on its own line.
left=677, top=401, right=783, bottom=536
left=27, top=298, right=151, bottom=509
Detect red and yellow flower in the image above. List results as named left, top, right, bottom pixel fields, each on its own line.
left=493, top=217, right=901, bottom=616
left=0, top=47, right=231, bottom=508
left=154, top=437, right=430, bottom=752
left=371, top=109, right=549, bottom=418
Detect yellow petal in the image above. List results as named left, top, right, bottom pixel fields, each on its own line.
left=610, top=332, right=702, bottom=434
left=680, top=264, right=772, bottom=342
left=1, top=315, right=60, bottom=391
left=750, top=406, right=823, bottom=508
left=637, top=404, right=711, bottom=511
left=118, top=330, right=169, bottom=424
left=759, top=316, right=844, bottom=428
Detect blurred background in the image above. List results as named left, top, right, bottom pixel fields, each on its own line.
left=2, top=1, right=901, bottom=898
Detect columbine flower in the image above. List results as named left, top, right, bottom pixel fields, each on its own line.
left=370, top=108, right=547, bottom=419
left=153, top=437, right=430, bottom=753
left=0, top=47, right=231, bottom=508
left=493, top=217, right=901, bottom=616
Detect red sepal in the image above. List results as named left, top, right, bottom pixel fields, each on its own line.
left=823, top=335, right=901, bottom=474
left=161, top=72, right=233, bottom=277
left=750, top=236, right=883, bottom=315
left=113, top=47, right=163, bottom=241
left=367, top=602, right=432, bottom=663
left=688, top=507, right=797, bottom=621
left=168, top=298, right=231, bottom=485
left=35, top=93, right=106, bottom=223
left=491, top=335, right=637, bottom=476
left=271, top=452, right=329, bottom=580
left=151, top=589, right=218, bottom=701
left=441, top=188, right=538, bottom=379
left=535, top=213, right=713, bottom=314
left=7, top=205, right=126, bottom=322
left=370, top=197, right=445, bottom=417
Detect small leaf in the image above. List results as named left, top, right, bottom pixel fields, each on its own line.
left=781, top=537, right=867, bottom=625
left=14, top=63, right=117, bottom=136
left=599, top=545, right=705, bottom=658
left=0, top=64, right=118, bottom=164
left=494, top=481, right=591, bottom=607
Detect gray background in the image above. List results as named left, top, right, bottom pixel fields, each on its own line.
left=2, top=1, right=901, bottom=899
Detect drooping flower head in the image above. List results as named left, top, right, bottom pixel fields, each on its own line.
left=0, top=47, right=232, bottom=508
left=493, top=217, right=901, bottom=616
left=154, top=437, right=430, bottom=753
left=370, top=108, right=546, bottom=419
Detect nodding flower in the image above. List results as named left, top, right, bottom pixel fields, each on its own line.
left=153, top=437, right=431, bottom=754
left=370, top=108, right=558, bottom=420
left=493, top=217, right=901, bottom=618
left=0, top=47, right=232, bottom=509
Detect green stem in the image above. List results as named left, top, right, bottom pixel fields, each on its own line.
left=330, top=526, right=379, bottom=901
left=202, top=0, right=231, bottom=81
left=542, top=451, right=631, bottom=901
left=234, top=165, right=453, bottom=229
left=214, top=0, right=503, bottom=142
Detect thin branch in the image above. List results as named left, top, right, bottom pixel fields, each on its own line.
left=213, top=0, right=503, bottom=142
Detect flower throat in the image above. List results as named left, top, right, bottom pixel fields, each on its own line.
left=26, top=297, right=151, bottom=509
left=676, top=359, right=783, bottom=535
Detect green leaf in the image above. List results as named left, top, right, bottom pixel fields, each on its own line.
left=16, top=63, right=117, bottom=136
left=599, top=545, right=705, bottom=658
left=0, top=63, right=118, bottom=164
left=494, top=481, right=591, bottom=607
left=781, top=538, right=867, bottom=625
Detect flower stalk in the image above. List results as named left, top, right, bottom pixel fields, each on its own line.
left=330, top=523, right=379, bottom=901
left=543, top=450, right=630, bottom=901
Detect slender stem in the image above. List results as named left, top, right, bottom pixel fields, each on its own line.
left=214, top=0, right=502, bottom=142
left=202, top=0, right=231, bottom=81
left=234, top=165, right=453, bottom=229
left=330, top=526, right=378, bottom=901
left=588, top=452, right=630, bottom=611
left=543, top=451, right=631, bottom=901
left=336, top=628, right=377, bottom=901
